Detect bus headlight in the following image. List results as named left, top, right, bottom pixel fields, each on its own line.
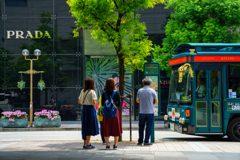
left=179, top=118, right=182, bottom=123
left=181, top=118, right=185, bottom=124
left=164, top=115, right=168, bottom=121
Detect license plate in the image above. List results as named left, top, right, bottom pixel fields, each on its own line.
left=170, top=123, right=175, bottom=132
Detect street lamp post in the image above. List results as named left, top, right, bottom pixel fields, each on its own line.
left=19, top=49, right=44, bottom=127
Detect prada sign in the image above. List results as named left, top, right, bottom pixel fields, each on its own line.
left=7, top=30, right=51, bottom=39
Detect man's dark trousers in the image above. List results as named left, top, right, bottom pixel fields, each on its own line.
left=138, top=113, right=154, bottom=144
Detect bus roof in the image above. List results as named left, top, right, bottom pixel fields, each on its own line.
left=169, top=43, right=240, bottom=66
left=173, top=43, right=240, bottom=54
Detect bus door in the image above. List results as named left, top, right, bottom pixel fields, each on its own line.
left=195, top=69, right=222, bottom=133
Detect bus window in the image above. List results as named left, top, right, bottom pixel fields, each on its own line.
left=228, top=65, right=240, bottom=98
left=211, top=71, right=219, bottom=99
left=196, top=71, right=206, bottom=98
left=169, top=69, right=192, bottom=104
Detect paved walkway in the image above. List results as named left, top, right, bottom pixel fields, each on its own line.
left=1, top=141, right=240, bottom=160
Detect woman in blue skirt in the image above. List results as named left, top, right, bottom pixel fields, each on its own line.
left=78, top=78, right=99, bottom=149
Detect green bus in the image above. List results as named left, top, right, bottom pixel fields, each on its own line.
left=164, top=43, right=240, bottom=141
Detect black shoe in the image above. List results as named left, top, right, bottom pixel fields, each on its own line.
left=144, top=142, right=153, bottom=146
left=83, top=145, right=87, bottom=149
left=86, top=144, right=95, bottom=149
left=113, top=145, right=118, bottom=150
left=106, top=145, right=110, bottom=150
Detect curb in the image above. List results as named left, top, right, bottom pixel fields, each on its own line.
left=0, top=127, right=169, bottom=132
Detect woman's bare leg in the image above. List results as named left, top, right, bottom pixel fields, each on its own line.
left=86, top=136, right=91, bottom=145
left=114, top=136, right=119, bottom=146
left=105, top=137, right=110, bottom=146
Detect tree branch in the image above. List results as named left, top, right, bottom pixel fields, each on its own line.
left=114, top=0, right=118, bottom=9
left=90, top=12, right=117, bottom=32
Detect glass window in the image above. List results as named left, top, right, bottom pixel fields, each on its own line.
left=169, top=68, right=192, bottom=104
left=5, top=0, right=27, bottom=7
left=196, top=70, right=206, bottom=99
left=228, top=65, right=240, bottom=98
left=196, top=101, right=207, bottom=127
left=211, top=71, right=219, bottom=99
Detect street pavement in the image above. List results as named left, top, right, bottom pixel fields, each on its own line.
left=0, top=130, right=240, bottom=160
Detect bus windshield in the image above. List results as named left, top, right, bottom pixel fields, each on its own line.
left=169, top=69, right=192, bottom=104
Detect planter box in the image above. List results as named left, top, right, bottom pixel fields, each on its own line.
left=0, top=118, right=28, bottom=128
left=34, top=118, right=61, bottom=127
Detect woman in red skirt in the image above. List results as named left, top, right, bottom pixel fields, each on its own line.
left=101, top=78, right=122, bottom=150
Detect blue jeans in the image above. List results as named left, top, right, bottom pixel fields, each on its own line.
left=138, top=114, right=154, bottom=144
left=100, top=121, right=105, bottom=143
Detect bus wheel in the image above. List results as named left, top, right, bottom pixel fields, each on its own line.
left=228, top=117, right=240, bottom=141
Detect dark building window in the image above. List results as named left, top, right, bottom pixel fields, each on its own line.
left=5, top=0, right=27, bottom=7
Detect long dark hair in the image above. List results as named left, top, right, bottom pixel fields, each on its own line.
left=104, top=78, right=115, bottom=95
left=83, top=78, right=95, bottom=92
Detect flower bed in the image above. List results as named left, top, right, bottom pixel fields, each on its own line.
left=0, top=111, right=28, bottom=128
left=34, top=110, right=61, bottom=127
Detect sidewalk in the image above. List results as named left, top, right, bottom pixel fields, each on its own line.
left=0, top=121, right=166, bottom=132
left=1, top=140, right=240, bottom=160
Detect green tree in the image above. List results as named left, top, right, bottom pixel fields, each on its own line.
left=153, top=0, right=240, bottom=76
left=67, top=0, right=164, bottom=129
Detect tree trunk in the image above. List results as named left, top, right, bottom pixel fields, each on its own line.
left=118, top=53, right=125, bottom=142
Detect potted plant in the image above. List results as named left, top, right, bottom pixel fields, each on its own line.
left=17, top=80, right=26, bottom=90
left=34, top=109, right=61, bottom=127
left=0, top=110, right=28, bottom=128
left=37, top=79, right=46, bottom=90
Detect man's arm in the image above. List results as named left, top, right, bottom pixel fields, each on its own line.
left=154, top=98, right=158, bottom=104
left=136, top=98, right=140, bottom=103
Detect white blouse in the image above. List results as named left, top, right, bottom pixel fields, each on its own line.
left=78, top=89, right=97, bottom=105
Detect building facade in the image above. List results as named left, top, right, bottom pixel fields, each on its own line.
left=0, top=0, right=173, bottom=120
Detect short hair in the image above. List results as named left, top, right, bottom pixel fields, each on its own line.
left=142, top=77, right=152, bottom=85
left=83, top=78, right=95, bottom=92
left=104, top=78, right=115, bottom=95
left=199, top=78, right=205, bottom=83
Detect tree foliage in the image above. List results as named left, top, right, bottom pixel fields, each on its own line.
left=67, top=0, right=165, bottom=132
left=153, top=0, right=240, bottom=76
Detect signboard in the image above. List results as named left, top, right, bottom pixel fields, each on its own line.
left=227, top=102, right=240, bottom=110
left=145, top=63, right=159, bottom=75
left=143, top=62, right=160, bottom=143
left=143, top=62, right=161, bottom=117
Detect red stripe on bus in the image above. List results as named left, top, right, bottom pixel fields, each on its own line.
left=169, top=57, right=187, bottom=66
left=194, top=55, right=240, bottom=62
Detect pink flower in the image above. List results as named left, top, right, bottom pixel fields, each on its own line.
left=9, top=118, right=15, bottom=122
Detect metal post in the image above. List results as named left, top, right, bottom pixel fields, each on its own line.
left=151, top=118, right=155, bottom=143
left=129, top=94, right=132, bottom=142
left=19, top=55, right=44, bottom=128
left=30, top=60, right=33, bottom=127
